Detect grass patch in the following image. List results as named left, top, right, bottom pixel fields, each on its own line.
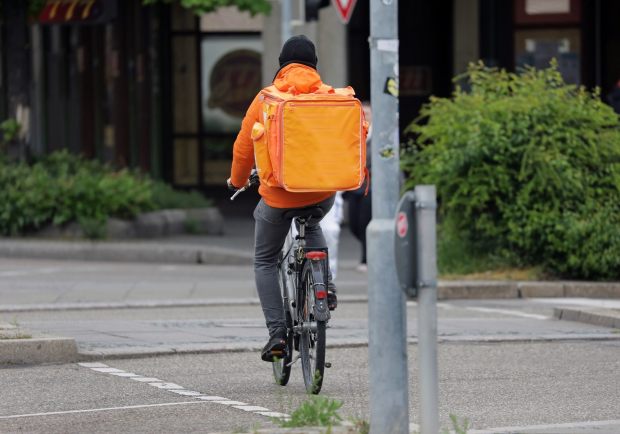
left=441, top=267, right=545, bottom=281
left=276, top=395, right=343, bottom=428
left=0, top=332, right=33, bottom=340
left=437, top=225, right=547, bottom=280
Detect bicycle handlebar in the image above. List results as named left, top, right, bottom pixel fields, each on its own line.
left=230, top=169, right=259, bottom=201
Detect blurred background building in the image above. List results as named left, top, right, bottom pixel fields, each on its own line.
left=1, top=0, right=618, bottom=194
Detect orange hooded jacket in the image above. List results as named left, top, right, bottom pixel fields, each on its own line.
left=229, top=63, right=335, bottom=209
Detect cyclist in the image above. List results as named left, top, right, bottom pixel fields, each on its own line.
left=227, top=35, right=337, bottom=362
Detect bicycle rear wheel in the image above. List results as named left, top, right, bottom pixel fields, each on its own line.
left=299, top=263, right=326, bottom=394
left=273, top=253, right=293, bottom=386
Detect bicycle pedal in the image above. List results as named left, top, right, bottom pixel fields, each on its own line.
left=325, top=362, right=332, bottom=368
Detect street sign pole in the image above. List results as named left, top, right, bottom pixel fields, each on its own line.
left=367, top=0, right=408, bottom=433
left=415, top=185, right=439, bottom=434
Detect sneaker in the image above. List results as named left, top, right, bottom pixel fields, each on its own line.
left=355, top=263, right=368, bottom=273
left=327, top=281, right=338, bottom=311
left=261, top=328, right=287, bottom=362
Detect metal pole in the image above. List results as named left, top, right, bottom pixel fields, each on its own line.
left=368, top=0, right=408, bottom=433
left=415, top=185, right=439, bottom=434
left=281, top=0, right=292, bottom=46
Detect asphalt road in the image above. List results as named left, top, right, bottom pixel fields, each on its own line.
left=0, top=258, right=367, bottom=307
left=1, top=341, right=620, bottom=433
left=2, top=258, right=620, bottom=433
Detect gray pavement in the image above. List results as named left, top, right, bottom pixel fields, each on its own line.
left=2, top=223, right=620, bottom=433
left=3, top=298, right=619, bottom=359
left=0, top=254, right=366, bottom=310
left=2, top=257, right=620, bottom=360
left=2, top=341, right=619, bottom=433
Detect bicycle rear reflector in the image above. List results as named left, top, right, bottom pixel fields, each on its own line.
left=315, top=288, right=327, bottom=299
left=305, top=251, right=327, bottom=260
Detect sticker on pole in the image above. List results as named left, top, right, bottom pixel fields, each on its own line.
left=396, top=212, right=408, bottom=238
left=332, top=0, right=357, bottom=24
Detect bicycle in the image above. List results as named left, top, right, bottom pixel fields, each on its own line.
left=231, top=172, right=331, bottom=394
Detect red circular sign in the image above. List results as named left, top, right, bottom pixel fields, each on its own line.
left=396, top=212, right=408, bottom=238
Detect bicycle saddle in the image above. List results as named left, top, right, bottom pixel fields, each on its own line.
left=282, top=206, right=325, bottom=222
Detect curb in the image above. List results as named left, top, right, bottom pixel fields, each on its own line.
left=0, top=240, right=252, bottom=265
left=0, top=335, right=79, bottom=365
left=210, top=426, right=360, bottom=434
left=438, top=281, right=620, bottom=300
left=0, top=295, right=369, bottom=313
left=554, top=307, right=620, bottom=329
left=77, top=339, right=371, bottom=361
left=76, top=333, right=620, bottom=362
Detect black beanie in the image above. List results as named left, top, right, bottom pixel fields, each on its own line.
left=278, top=35, right=318, bottom=70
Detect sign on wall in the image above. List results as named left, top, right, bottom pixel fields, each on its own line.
left=201, top=36, right=262, bottom=134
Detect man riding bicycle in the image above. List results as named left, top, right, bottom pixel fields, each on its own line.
left=227, top=35, right=337, bottom=362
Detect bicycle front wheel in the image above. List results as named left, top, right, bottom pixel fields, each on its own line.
left=299, top=262, right=326, bottom=394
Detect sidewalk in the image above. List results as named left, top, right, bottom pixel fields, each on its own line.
left=2, top=217, right=620, bottom=302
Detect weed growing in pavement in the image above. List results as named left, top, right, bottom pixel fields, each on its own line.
left=350, top=418, right=370, bottom=434
left=0, top=332, right=33, bottom=340
left=444, top=414, right=470, bottom=434
left=0, top=317, right=32, bottom=340
left=275, top=395, right=343, bottom=428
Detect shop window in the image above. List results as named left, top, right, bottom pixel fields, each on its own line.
left=514, top=0, right=582, bottom=84
left=515, top=28, right=581, bottom=84
left=173, top=139, right=199, bottom=185
left=200, top=34, right=262, bottom=185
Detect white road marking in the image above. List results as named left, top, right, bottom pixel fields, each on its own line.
left=91, top=367, right=126, bottom=373
left=461, top=306, right=549, bottom=320
left=233, top=405, right=270, bottom=412
left=129, top=377, right=161, bottom=382
left=211, top=401, right=248, bottom=406
left=169, top=390, right=202, bottom=396
left=256, top=411, right=289, bottom=418
left=0, top=401, right=212, bottom=420
left=469, top=419, right=620, bottom=433
left=78, top=362, right=109, bottom=368
left=148, top=382, right=184, bottom=390
left=77, top=362, right=290, bottom=420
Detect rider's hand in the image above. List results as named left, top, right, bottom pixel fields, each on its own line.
left=248, top=170, right=259, bottom=187
left=226, top=178, right=238, bottom=191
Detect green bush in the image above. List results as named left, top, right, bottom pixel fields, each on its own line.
left=0, top=150, right=212, bottom=237
left=151, top=181, right=212, bottom=210
left=402, top=61, right=620, bottom=279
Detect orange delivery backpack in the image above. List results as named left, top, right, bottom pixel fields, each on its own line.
left=250, top=84, right=369, bottom=193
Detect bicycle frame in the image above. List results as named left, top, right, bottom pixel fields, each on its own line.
left=280, top=218, right=330, bottom=328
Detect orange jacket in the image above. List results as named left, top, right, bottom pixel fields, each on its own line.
left=229, top=63, right=335, bottom=209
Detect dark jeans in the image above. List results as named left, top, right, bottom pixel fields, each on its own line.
left=253, top=196, right=335, bottom=336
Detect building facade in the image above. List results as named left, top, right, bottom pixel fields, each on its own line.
left=1, top=0, right=618, bottom=192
